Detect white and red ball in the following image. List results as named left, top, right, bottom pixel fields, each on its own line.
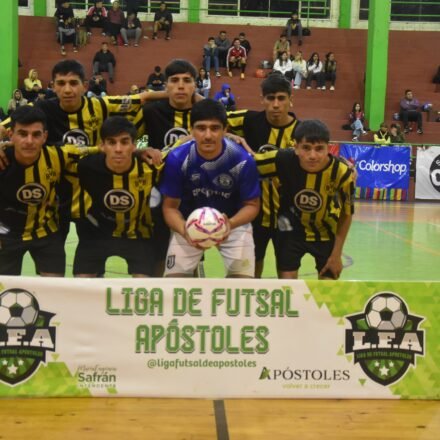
left=185, top=207, right=228, bottom=249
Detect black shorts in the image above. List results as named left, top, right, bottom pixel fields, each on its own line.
left=0, top=233, right=66, bottom=276
left=253, top=223, right=280, bottom=262
left=151, top=206, right=170, bottom=262
left=276, top=232, right=335, bottom=278
left=73, top=234, right=155, bottom=276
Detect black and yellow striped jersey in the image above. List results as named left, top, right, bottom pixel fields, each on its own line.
left=256, top=149, right=355, bottom=242
left=0, top=145, right=94, bottom=241
left=135, top=99, right=192, bottom=150
left=77, top=154, right=163, bottom=239
left=227, top=110, right=299, bottom=229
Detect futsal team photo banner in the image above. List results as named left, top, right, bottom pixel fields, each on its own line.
left=0, top=277, right=438, bottom=399
left=340, top=144, right=411, bottom=190
left=415, top=146, right=440, bottom=200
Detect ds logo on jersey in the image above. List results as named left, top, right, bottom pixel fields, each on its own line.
left=164, top=128, right=189, bottom=148
left=16, top=184, right=47, bottom=205
left=294, top=190, right=322, bottom=213
left=104, top=190, right=135, bottom=212
left=62, top=129, right=90, bottom=146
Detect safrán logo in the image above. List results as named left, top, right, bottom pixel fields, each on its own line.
left=345, top=292, right=425, bottom=386
left=0, top=288, right=56, bottom=386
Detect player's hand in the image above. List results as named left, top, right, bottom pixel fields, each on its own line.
left=183, top=228, right=205, bottom=249
left=225, top=133, right=254, bottom=156
left=319, top=255, right=343, bottom=280
left=138, top=147, right=163, bottom=166
left=219, top=214, right=231, bottom=243
left=0, top=141, right=12, bottom=169
left=0, top=125, right=7, bottom=140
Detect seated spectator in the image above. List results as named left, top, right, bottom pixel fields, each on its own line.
left=93, top=42, right=116, bottom=83
left=35, top=90, right=47, bottom=103
left=87, top=74, right=107, bottom=97
left=85, top=1, right=108, bottom=36
left=146, top=65, right=166, bottom=91
left=107, top=0, right=125, bottom=45
left=285, top=11, right=303, bottom=46
left=215, top=30, right=230, bottom=68
left=45, top=81, right=56, bottom=99
left=7, top=89, right=28, bottom=115
left=374, top=122, right=391, bottom=145
left=120, top=11, right=142, bottom=46
left=390, top=123, right=405, bottom=143
left=322, top=52, right=337, bottom=91
left=204, top=37, right=220, bottom=77
left=214, top=83, right=236, bottom=111
left=349, top=102, right=366, bottom=141
left=238, top=32, right=251, bottom=54
left=196, top=67, right=211, bottom=98
left=129, top=84, right=140, bottom=95
left=273, top=51, right=293, bottom=81
left=306, top=52, right=324, bottom=90
left=399, top=89, right=423, bottom=134
left=58, top=16, right=78, bottom=55
left=273, top=34, right=290, bottom=63
left=152, top=1, right=172, bottom=40
left=23, top=69, right=43, bottom=102
left=291, top=50, right=307, bottom=89
left=433, top=66, right=440, bottom=84
left=227, top=37, right=247, bottom=79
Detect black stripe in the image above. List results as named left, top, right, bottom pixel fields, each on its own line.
left=214, top=400, right=229, bottom=440
left=122, top=172, right=131, bottom=238
left=309, top=173, right=322, bottom=240
left=87, top=98, right=98, bottom=146
left=31, top=160, right=42, bottom=239
left=275, top=127, right=284, bottom=148
left=98, top=97, right=108, bottom=125
left=268, top=179, right=275, bottom=229
left=134, top=159, right=144, bottom=237
left=182, top=110, right=191, bottom=130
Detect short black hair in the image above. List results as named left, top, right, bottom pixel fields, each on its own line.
left=10, top=105, right=47, bottom=130
left=165, top=59, right=197, bottom=80
left=261, top=73, right=292, bottom=97
left=154, top=65, right=161, bottom=72
left=191, top=99, right=227, bottom=128
left=52, top=59, right=85, bottom=82
left=294, top=120, right=330, bottom=144
left=100, top=116, right=137, bottom=142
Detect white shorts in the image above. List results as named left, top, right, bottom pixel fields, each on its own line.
left=164, top=223, right=255, bottom=277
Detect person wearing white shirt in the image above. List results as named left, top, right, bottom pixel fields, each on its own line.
left=273, top=51, right=293, bottom=81
left=306, top=52, right=325, bottom=90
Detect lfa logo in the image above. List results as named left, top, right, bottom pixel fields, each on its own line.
left=0, top=288, right=56, bottom=386
left=345, top=292, right=425, bottom=386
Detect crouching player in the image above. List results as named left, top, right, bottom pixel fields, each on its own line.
left=73, top=117, right=163, bottom=277
left=256, top=119, right=355, bottom=279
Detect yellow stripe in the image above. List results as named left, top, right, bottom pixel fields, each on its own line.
left=22, top=167, right=37, bottom=241
left=303, top=173, right=316, bottom=240
left=113, top=175, right=125, bottom=237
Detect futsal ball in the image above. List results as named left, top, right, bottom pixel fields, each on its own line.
left=365, top=292, right=408, bottom=331
left=0, top=289, right=40, bottom=327
left=185, top=207, right=228, bottom=249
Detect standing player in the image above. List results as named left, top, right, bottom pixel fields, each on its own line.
left=255, top=120, right=355, bottom=280
left=0, top=106, right=95, bottom=276
left=73, top=117, right=163, bottom=277
left=160, top=99, right=261, bottom=278
left=227, top=74, right=299, bottom=277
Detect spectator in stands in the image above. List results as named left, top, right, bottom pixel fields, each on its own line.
left=45, top=81, right=56, bottom=99
left=85, top=1, right=108, bottom=36
left=306, top=52, right=325, bottom=90
left=146, top=65, right=166, bottom=91
left=55, top=1, right=77, bottom=55
left=238, top=32, right=251, bottom=54
left=204, top=37, right=221, bottom=78
left=126, top=0, right=142, bottom=15
left=54, top=1, right=74, bottom=24
left=23, top=69, right=43, bottom=102
left=285, top=11, right=303, bottom=46
left=214, top=83, right=236, bottom=111
left=215, top=30, right=231, bottom=68
left=107, top=0, right=125, bottom=45
left=129, top=84, right=140, bottom=94
left=87, top=74, right=107, bottom=97
left=93, top=42, right=116, bottom=83
left=273, top=51, right=293, bottom=81
left=227, top=37, right=247, bottom=79
left=273, top=34, right=290, bottom=63
left=390, top=123, right=405, bottom=143
left=35, top=90, right=47, bottom=103
left=322, top=52, right=337, bottom=91
left=374, top=122, right=391, bottom=145
left=120, top=11, right=142, bottom=46
left=349, top=102, right=366, bottom=141
left=291, top=50, right=307, bottom=89
left=7, top=89, right=28, bottom=115
left=399, top=89, right=423, bottom=134
left=196, top=67, right=211, bottom=98
left=152, top=1, right=173, bottom=40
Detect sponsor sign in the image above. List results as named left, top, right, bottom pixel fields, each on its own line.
left=0, top=277, right=437, bottom=399
left=415, top=146, right=440, bottom=200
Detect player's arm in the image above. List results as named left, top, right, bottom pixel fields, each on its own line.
left=162, top=196, right=186, bottom=237
left=227, top=197, right=260, bottom=234
left=0, top=140, right=13, bottom=168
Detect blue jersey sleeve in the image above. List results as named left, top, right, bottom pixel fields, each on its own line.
left=159, top=151, right=184, bottom=199
left=239, top=156, right=261, bottom=201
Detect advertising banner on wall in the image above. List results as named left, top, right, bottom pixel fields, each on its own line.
left=415, top=146, right=440, bottom=199
left=0, top=277, right=437, bottom=399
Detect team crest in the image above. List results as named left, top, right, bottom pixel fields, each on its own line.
left=345, top=292, right=425, bottom=386
left=45, top=167, right=57, bottom=183
left=324, top=180, right=338, bottom=196
left=213, top=174, right=233, bottom=189
left=88, top=115, right=100, bottom=131
left=0, top=288, right=56, bottom=386
left=134, top=176, right=148, bottom=190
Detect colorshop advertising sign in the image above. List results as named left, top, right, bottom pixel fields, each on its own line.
left=340, top=144, right=411, bottom=189
left=0, top=277, right=438, bottom=399
left=415, top=146, right=440, bottom=199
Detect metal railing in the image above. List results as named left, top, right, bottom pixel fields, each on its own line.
left=359, top=0, right=440, bottom=22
